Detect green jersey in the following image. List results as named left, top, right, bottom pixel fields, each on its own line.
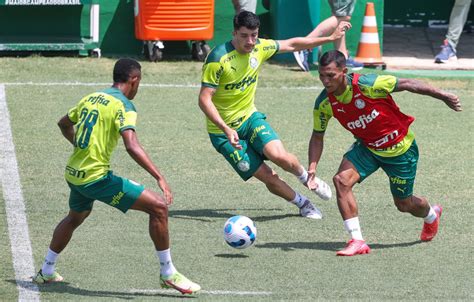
left=65, top=87, right=137, bottom=185
left=201, top=38, right=279, bottom=133
left=313, top=73, right=414, bottom=157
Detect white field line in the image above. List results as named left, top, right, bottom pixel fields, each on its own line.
left=130, top=288, right=272, bottom=296
left=0, top=79, right=311, bottom=301
left=0, top=84, right=40, bottom=301
left=2, top=81, right=322, bottom=90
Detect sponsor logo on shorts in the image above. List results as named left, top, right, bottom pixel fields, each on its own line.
left=390, top=177, right=407, bottom=185
left=250, top=125, right=266, bottom=144
left=111, top=191, right=125, bottom=206
left=396, top=187, right=406, bottom=194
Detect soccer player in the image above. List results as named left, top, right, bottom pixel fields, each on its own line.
left=198, top=11, right=348, bottom=218
left=308, top=50, right=462, bottom=256
left=33, top=58, right=200, bottom=294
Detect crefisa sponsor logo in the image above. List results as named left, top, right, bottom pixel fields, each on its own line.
left=347, top=109, right=379, bottom=130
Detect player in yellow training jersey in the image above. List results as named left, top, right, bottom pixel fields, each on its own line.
left=33, top=58, right=200, bottom=295
left=199, top=11, right=350, bottom=219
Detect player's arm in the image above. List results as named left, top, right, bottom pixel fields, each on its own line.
left=198, top=86, right=242, bottom=150
left=394, top=78, right=462, bottom=112
left=277, top=21, right=351, bottom=53
left=307, top=131, right=325, bottom=190
left=121, top=129, right=173, bottom=205
left=57, top=115, right=75, bottom=145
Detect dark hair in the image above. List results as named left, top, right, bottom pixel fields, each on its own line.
left=233, top=10, right=260, bottom=30
left=319, top=50, right=347, bottom=68
left=113, top=58, right=141, bottom=83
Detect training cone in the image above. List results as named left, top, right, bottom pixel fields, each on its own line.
left=354, top=2, right=386, bottom=69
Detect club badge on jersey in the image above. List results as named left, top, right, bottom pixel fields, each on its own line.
left=328, top=74, right=414, bottom=149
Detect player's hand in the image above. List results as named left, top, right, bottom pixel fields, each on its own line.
left=442, top=93, right=462, bottom=112
left=157, top=178, right=173, bottom=205
left=225, top=127, right=242, bottom=150
left=331, top=21, right=351, bottom=40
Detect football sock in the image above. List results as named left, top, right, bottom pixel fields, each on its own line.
left=424, top=206, right=437, bottom=224
left=297, top=167, right=308, bottom=184
left=156, top=248, right=177, bottom=277
left=41, top=248, right=59, bottom=275
left=291, top=192, right=306, bottom=208
left=343, top=217, right=364, bottom=241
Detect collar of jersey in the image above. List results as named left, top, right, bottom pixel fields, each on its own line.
left=333, top=77, right=353, bottom=104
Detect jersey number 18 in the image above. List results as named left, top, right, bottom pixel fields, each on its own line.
left=75, top=108, right=99, bottom=149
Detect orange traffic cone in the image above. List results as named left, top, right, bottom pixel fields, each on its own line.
left=354, top=2, right=386, bottom=68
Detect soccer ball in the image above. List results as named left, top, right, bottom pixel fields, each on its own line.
left=223, top=215, right=257, bottom=249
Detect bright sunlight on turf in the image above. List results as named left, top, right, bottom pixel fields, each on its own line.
left=0, top=57, right=473, bottom=301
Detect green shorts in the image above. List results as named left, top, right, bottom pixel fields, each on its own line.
left=329, top=0, right=356, bottom=17
left=67, top=171, right=145, bottom=213
left=345, top=140, right=419, bottom=198
left=209, top=111, right=279, bottom=181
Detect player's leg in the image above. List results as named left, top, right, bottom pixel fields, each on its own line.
left=393, top=195, right=442, bottom=242
left=126, top=183, right=200, bottom=294
left=34, top=185, right=93, bottom=284
left=334, top=142, right=379, bottom=256
left=445, top=0, right=471, bottom=53
left=48, top=210, right=91, bottom=253
left=382, top=140, right=442, bottom=242
left=333, top=158, right=360, bottom=220
left=131, top=189, right=201, bottom=293
left=263, top=140, right=304, bottom=178
left=253, top=163, right=322, bottom=219
left=248, top=112, right=331, bottom=200
left=131, top=189, right=170, bottom=250
left=209, top=118, right=321, bottom=219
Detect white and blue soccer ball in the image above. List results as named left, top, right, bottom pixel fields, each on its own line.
left=223, top=215, right=257, bottom=249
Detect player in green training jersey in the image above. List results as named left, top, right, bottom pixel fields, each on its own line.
left=199, top=11, right=349, bottom=219
left=33, top=58, right=200, bottom=295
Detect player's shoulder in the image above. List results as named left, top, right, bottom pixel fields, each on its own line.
left=255, top=38, right=279, bottom=52
left=205, top=41, right=235, bottom=64
left=356, top=73, right=397, bottom=88
left=314, top=89, right=330, bottom=110
left=355, top=73, right=398, bottom=96
left=101, top=87, right=136, bottom=112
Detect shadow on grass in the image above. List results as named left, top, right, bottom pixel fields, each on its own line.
left=256, top=240, right=422, bottom=252
left=256, top=241, right=344, bottom=251
left=369, top=240, right=422, bottom=249
left=214, top=253, right=249, bottom=258
left=169, top=208, right=296, bottom=222
left=6, top=280, right=195, bottom=299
